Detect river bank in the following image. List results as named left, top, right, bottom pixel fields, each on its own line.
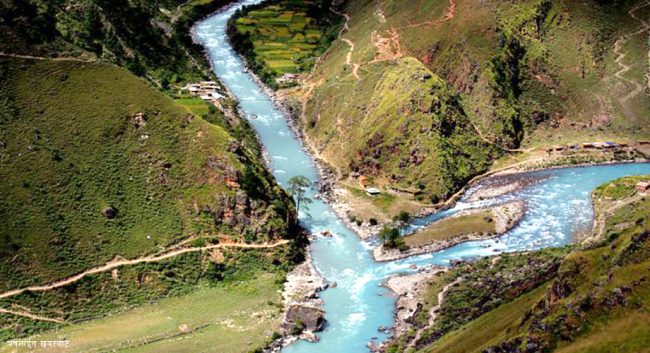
left=381, top=267, right=446, bottom=339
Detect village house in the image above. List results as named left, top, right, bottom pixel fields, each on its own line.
left=636, top=181, right=649, bottom=195
left=182, top=81, right=224, bottom=105
left=275, top=73, right=301, bottom=85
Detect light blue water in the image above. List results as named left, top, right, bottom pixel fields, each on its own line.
left=194, top=4, right=650, bottom=352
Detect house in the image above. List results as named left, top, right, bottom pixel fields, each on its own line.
left=552, top=145, right=564, bottom=152
left=275, top=73, right=301, bottom=85
left=636, top=181, right=649, bottom=194
left=365, top=187, right=381, bottom=196
left=582, top=142, right=594, bottom=149
left=603, top=141, right=619, bottom=149
left=209, top=92, right=224, bottom=99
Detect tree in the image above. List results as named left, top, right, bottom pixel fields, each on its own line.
left=288, top=175, right=312, bottom=214
left=378, top=225, right=405, bottom=250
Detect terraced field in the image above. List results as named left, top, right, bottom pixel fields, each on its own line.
left=228, top=0, right=341, bottom=87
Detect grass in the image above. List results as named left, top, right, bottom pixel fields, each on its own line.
left=404, top=211, right=496, bottom=247
left=0, top=58, right=297, bottom=340
left=553, top=312, right=650, bottom=353
left=340, top=183, right=426, bottom=224
left=305, top=57, right=496, bottom=203
left=0, top=273, right=284, bottom=353
left=420, top=285, right=548, bottom=353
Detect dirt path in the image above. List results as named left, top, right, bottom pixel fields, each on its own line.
left=338, top=14, right=361, bottom=80
left=0, top=240, right=289, bottom=301
left=0, top=52, right=96, bottom=63
left=611, top=0, right=650, bottom=119
left=470, top=122, right=533, bottom=153
left=406, top=277, right=462, bottom=350
left=590, top=193, right=642, bottom=242
left=0, top=308, right=64, bottom=324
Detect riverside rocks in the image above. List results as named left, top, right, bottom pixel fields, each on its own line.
left=282, top=305, right=326, bottom=332
left=383, top=267, right=446, bottom=338
left=264, top=253, right=328, bottom=352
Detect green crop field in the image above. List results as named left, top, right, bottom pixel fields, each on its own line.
left=228, top=0, right=342, bottom=88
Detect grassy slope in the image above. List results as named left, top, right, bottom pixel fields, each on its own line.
left=410, top=175, right=650, bottom=353
left=307, top=57, right=496, bottom=202
left=0, top=58, right=298, bottom=344
left=288, top=0, right=649, bottom=204
left=0, top=0, right=234, bottom=88
left=0, top=273, right=284, bottom=353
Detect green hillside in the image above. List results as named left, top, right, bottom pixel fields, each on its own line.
left=307, top=57, right=496, bottom=202
left=230, top=0, right=650, bottom=203
left=387, top=175, right=650, bottom=353
left=0, top=57, right=298, bottom=340
left=0, top=0, right=234, bottom=88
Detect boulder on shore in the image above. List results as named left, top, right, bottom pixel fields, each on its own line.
left=282, top=305, right=326, bottom=332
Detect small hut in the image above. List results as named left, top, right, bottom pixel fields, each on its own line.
left=365, top=187, right=381, bottom=196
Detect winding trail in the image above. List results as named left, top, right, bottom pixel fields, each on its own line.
left=406, top=277, right=462, bottom=351
left=0, top=308, right=65, bottom=324
left=0, top=240, right=288, bottom=301
left=611, top=0, right=650, bottom=118
left=339, top=14, right=360, bottom=80
left=590, top=193, right=642, bottom=242
left=0, top=52, right=96, bottom=63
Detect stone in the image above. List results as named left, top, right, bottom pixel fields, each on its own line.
left=102, top=206, right=117, bottom=219
left=178, top=324, right=191, bottom=333
left=282, top=305, right=326, bottom=332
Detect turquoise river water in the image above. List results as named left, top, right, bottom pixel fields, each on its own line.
left=194, top=3, right=650, bottom=352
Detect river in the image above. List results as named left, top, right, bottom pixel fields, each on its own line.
left=193, top=3, right=650, bottom=352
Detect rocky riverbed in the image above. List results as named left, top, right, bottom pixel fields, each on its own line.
left=382, top=266, right=447, bottom=338
left=265, top=253, right=330, bottom=352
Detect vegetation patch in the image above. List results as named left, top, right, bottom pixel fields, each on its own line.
left=228, top=0, right=342, bottom=88
left=404, top=211, right=496, bottom=247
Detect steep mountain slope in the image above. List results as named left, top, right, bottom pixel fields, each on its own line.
left=306, top=57, right=496, bottom=202
left=0, top=0, right=233, bottom=87
left=387, top=175, right=650, bottom=353
left=282, top=0, right=649, bottom=202
left=0, top=57, right=297, bottom=289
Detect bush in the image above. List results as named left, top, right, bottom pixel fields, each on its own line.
left=378, top=226, right=404, bottom=250
left=393, top=211, right=411, bottom=223
left=369, top=218, right=378, bottom=226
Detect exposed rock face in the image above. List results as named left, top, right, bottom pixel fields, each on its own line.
left=102, top=206, right=117, bottom=219
left=282, top=305, right=326, bottom=332
left=130, top=112, right=146, bottom=129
